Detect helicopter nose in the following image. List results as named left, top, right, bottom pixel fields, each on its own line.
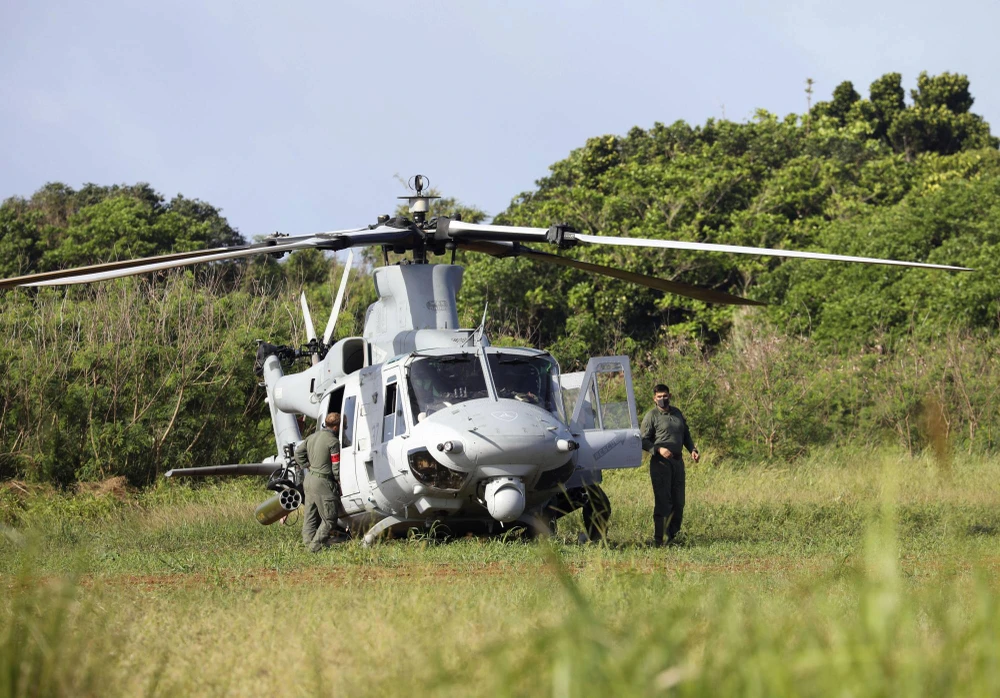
left=420, top=398, right=573, bottom=468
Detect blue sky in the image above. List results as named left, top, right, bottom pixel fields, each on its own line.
left=2, top=0, right=998, bottom=238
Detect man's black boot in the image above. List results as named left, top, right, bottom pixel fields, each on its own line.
left=653, top=515, right=665, bottom=548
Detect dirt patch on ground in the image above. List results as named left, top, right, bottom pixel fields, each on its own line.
left=84, top=561, right=519, bottom=590
left=11, top=554, right=998, bottom=595
left=79, top=555, right=1000, bottom=591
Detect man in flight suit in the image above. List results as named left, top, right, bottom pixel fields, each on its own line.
left=640, top=384, right=700, bottom=547
left=295, top=412, right=342, bottom=552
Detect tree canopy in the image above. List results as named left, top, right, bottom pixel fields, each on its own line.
left=0, top=182, right=244, bottom=278
left=453, top=71, right=1000, bottom=362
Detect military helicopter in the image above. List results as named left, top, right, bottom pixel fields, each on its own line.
left=0, top=175, right=971, bottom=544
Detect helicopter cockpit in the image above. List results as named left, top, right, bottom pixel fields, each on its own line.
left=407, top=353, right=489, bottom=421
left=485, top=352, right=560, bottom=414
left=406, top=349, right=562, bottom=422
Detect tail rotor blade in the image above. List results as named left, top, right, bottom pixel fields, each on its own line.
left=323, top=249, right=354, bottom=345
left=300, top=292, right=317, bottom=342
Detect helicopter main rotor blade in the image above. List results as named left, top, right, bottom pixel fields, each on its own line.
left=571, top=233, right=974, bottom=272
left=0, top=225, right=416, bottom=288
left=460, top=240, right=763, bottom=306
left=443, top=220, right=553, bottom=243
left=25, top=238, right=327, bottom=286
left=0, top=228, right=363, bottom=289
left=0, top=244, right=266, bottom=289
left=441, top=220, right=974, bottom=272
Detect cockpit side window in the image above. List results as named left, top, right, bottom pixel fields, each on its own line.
left=342, top=395, right=357, bottom=447
left=382, top=383, right=398, bottom=442
left=407, top=355, right=488, bottom=422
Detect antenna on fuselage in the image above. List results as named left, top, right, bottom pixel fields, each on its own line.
left=471, top=301, right=490, bottom=347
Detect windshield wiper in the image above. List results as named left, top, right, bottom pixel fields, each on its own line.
left=438, top=355, right=475, bottom=363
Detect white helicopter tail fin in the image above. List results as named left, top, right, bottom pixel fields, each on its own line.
left=323, top=250, right=354, bottom=346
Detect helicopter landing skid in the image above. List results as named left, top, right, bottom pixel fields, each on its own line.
left=362, top=515, right=419, bottom=547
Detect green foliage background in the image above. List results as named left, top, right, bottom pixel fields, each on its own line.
left=2, top=71, right=999, bottom=485
left=459, top=71, right=999, bottom=359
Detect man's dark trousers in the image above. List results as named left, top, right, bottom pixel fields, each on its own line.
left=651, top=457, right=685, bottom=542
left=303, top=471, right=340, bottom=551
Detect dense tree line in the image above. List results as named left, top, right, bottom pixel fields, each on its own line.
left=0, top=184, right=376, bottom=484
left=0, top=183, right=244, bottom=277
left=0, top=268, right=374, bottom=486
left=1, top=71, right=999, bottom=485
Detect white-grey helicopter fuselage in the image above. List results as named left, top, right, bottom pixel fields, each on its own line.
left=268, top=339, right=638, bottom=541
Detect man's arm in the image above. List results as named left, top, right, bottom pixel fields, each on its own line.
left=294, top=437, right=310, bottom=469
left=683, top=423, right=695, bottom=454
left=682, top=418, right=699, bottom=462
left=640, top=411, right=656, bottom=453
left=328, top=437, right=341, bottom=480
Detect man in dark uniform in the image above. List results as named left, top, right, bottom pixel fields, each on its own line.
left=640, top=384, right=700, bottom=547
left=295, top=412, right=342, bottom=552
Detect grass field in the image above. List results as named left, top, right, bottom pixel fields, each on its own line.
left=3, top=449, right=1000, bottom=697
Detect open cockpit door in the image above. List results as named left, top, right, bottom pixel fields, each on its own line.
left=561, top=356, right=642, bottom=470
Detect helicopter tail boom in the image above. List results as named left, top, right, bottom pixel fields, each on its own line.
left=258, top=352, right=304, bottom=458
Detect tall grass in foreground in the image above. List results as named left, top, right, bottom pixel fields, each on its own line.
left=0, top=543, right=166, bottom=698
left=2, top=454, right=999, bottom=696
left=433, top=468, right=1000, bottom=698
left=461, top=563, right=1000, bottom=697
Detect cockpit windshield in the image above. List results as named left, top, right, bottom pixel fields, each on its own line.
left=408, top=354, right=488, bottom=421
left=487, top=353, right=560, bottom=416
